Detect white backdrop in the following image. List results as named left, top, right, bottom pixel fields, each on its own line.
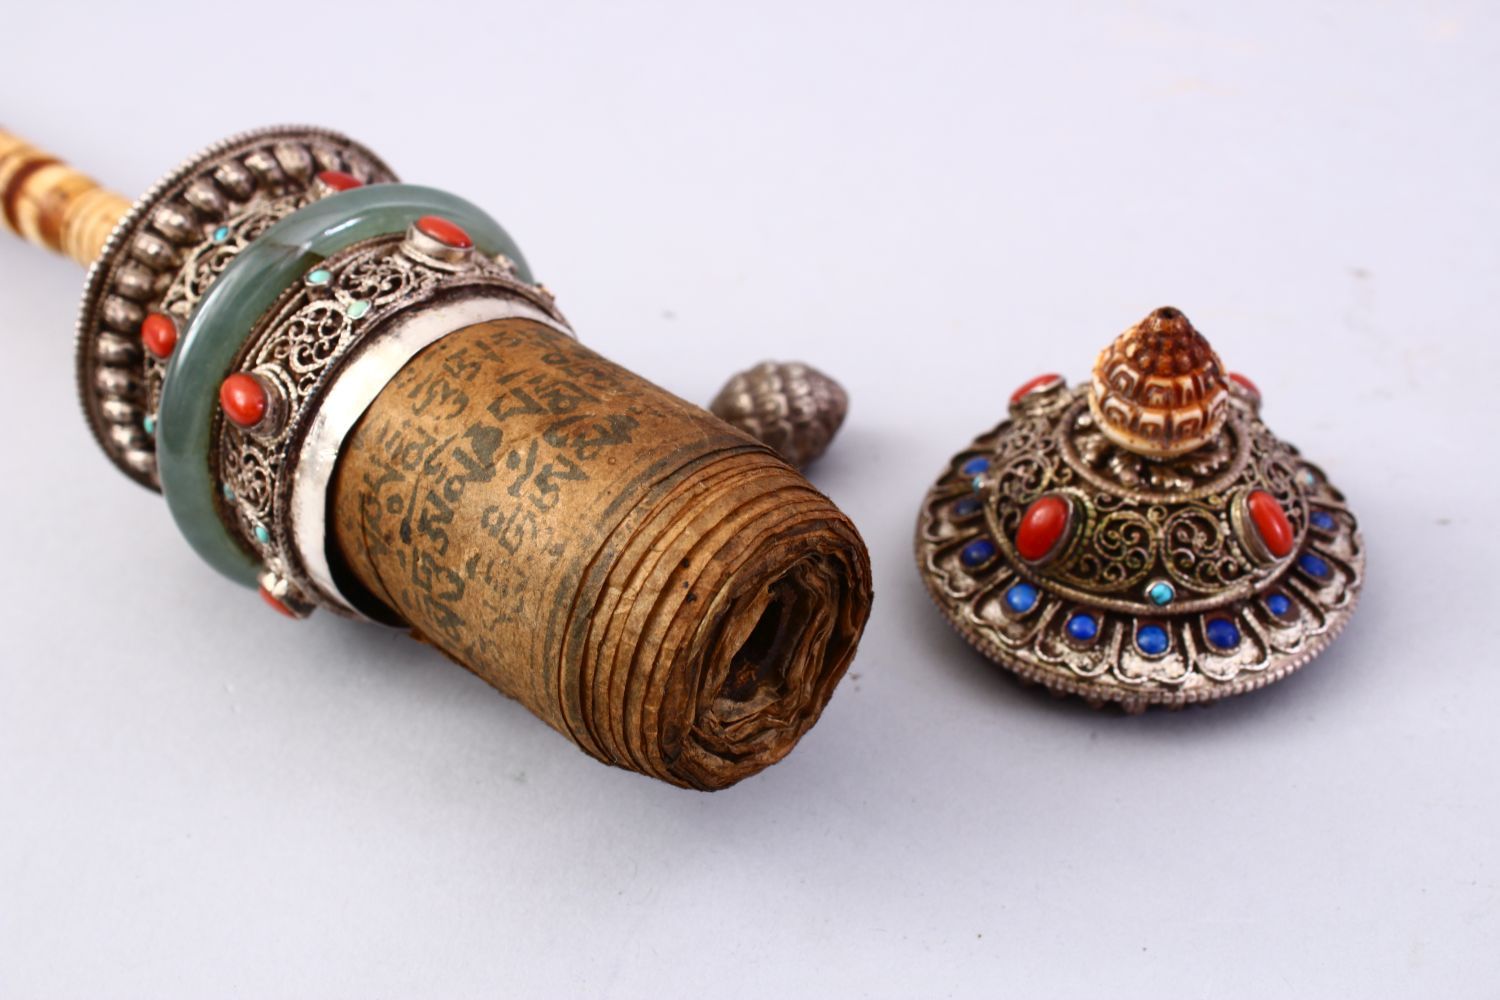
left=2, top=2, right=1495, bottom=997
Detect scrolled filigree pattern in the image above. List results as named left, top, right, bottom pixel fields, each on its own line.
left=283, top=302, right=352, bottom=380
left=1160, top=505, right=1245, bottom=592
left=977, top=389, right=1300, bottom=610
left=209, top=229, right=568, bottom=614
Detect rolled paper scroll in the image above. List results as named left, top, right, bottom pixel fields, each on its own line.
left=332, top=318, right=871, bottom=789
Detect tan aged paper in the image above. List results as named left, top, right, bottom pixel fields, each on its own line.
left=332, top=318, right=872, bottom=788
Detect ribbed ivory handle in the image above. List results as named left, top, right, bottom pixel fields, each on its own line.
left=0, top=128, right=132, bottom=267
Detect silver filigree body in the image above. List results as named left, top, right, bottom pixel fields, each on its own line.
left=915, top=375, right=1364, bottom=711
left=709, top=361, right=847, bottom=468
left=75, top=127, right=397, bottom=489
left=213, top=225, right=569, bottom=618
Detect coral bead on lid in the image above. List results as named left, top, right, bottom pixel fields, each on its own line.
left=1015, top=494, right=1071, bottom=563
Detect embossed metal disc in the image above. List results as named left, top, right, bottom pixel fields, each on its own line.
left=914, top=376, right=1364, bottom=711
left=74, top=126, right=398, bottom=489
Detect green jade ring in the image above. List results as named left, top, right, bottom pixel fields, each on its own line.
left=155, top=183, right=530, bottom=586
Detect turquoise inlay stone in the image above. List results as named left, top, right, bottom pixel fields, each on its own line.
left=222, top=483, right=235, bottom=501
left=212, top=225, right=230, bottom=243
left=253, top=524, right=270, bottom=545
left=1205, top=617, right=1241, bottom=650
left=1136, top=624, right=1170, bottom=656
left=142, top=415, right=156, bottom=435
left=1066, top=613, right=1097, bottom=642
left=306, top=267, right=332, bottom=286
left=1147, top=581, right=1175, bottom=606
left=1265, top=593, right=1292, bottom=617
left=1005, top=583, right=1038, bottom=613
left=961, top=538, right=997, bottom=568
left=157, top=184, right=532, bottom=586
left=960, top=456, right=990, bottom=477
left=971, top=476, right=984, bottom=491
left=346, top=299, right=371, bottom=319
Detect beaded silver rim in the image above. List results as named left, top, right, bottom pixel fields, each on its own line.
left=74, top=126, right=397, bottom=489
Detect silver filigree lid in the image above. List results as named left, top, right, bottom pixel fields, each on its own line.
left=914, top=307, right=1364, bottom=711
